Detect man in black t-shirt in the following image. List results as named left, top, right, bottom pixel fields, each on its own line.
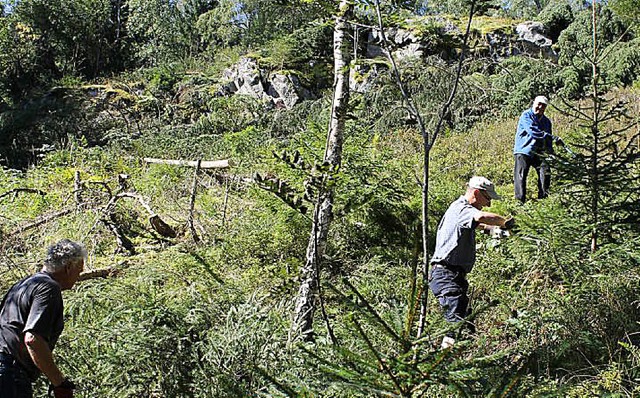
left=0, top=239, right=85, bottom=398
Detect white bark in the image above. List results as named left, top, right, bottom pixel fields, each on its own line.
left=293, top=0, right=352, bottom=338
left=143, top=158, right=233, bottom=169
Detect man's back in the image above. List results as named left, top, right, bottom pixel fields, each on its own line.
left=431, top=196, right=480, bottom=273
left=0, top=272, right=64, bottom=379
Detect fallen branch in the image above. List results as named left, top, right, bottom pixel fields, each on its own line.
left=7, top=208, right=74, bottom=237
left=0, top=188, right=47, bottom=200
left=116, top=192, right=155, bottom=215
left=115, top=193, right=177, bottom=238
left=144, top=158, right=234, bottom=169
left=78, top=262, right=126, bottom=282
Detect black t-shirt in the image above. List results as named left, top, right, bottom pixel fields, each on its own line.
left=0, top=272, right=64, bottom=379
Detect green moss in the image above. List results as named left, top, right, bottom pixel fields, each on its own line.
left=470, top=15, right=519, bottom=35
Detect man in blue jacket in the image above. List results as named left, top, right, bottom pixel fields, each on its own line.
left=513, top=95, right=564, bottom=203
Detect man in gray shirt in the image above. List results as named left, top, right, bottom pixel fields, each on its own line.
left=429, top=177, right=514, bottom=348
left=0, top=239, right=85, bottom=398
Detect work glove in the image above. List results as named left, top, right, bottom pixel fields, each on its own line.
left=503, top=217, right=516, bottom=230
left=49, top=378, right=75, bottom=398
left=553, top=135, right=565, bottom=146
left=490, top=227, right=510, bottom=239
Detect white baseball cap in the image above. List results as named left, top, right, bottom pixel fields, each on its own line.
left=533, top=95, right=548, bottom=105
left=468, top=176, right=501, bottom=200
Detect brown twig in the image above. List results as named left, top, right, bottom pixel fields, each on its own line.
left=7, top=208, right=74, bottom=237
left=0, top=188, right=47, bottom=200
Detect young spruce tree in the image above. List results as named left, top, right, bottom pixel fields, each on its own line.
left=554, top=1, right=640, bottom=252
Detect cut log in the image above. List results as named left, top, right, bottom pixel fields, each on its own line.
left=143, top=158, right=234, bottom=169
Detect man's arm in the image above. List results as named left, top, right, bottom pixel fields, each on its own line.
left=24, top=331, right=65, bottom=386
left=474, top=211, right=509, bottom=229
left=518, top=112, right=551, bottom=140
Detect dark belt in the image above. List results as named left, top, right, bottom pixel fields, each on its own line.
left=0, top=351, right=16, bottom=364
left=431, top=262, right=467, bottom=274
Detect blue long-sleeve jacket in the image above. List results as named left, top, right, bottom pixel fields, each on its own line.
left=513, top=109, right=553, bottom=157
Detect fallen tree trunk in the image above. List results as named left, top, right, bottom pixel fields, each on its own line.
left=143, top=158, right=233, bottom=169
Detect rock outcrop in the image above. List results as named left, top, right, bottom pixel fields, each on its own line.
left=515, top=21, right=556, bottom=60
left=222, top=19, right=557, bottom=103
left=220, top=58, right=314, bottom=109
left=366, top=28, right=426, bottom=61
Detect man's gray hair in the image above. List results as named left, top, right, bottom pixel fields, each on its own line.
left=44, top=239, right=87, bottom=273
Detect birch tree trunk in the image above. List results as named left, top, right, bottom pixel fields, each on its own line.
left=293, top=0, right=352, bottom=339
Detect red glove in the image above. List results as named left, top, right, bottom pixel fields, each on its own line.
left=49, top=378, right=75, bottom=398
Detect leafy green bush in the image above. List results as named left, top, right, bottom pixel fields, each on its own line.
left=259, top=23, right=333, bottom=71
left=146, top=64, right=184, bottom=97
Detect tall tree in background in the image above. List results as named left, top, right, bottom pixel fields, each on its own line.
left=293, top=0, right=352, bottom=339
left=16, top=0, right=129, bottom=77
left=0, top=13, right=45, bottom=101
left=195, top=0, right=327, bottom=50
left=128, top=0, right=196, bottom=65
left=0, top=0, right=133, bottom=99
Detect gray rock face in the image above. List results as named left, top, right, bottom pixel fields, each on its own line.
left=516, top=21, right=551, bottom=47
left=221, top=57, right=314, bottom=109
left=219, top=19, right=560, bottom=105
left=515, top=21, right=557, bottom=59
left=222, top=57, right=263, bottom=94
left=350, top=63, right=380, bottom=93
left=366, top=28, right=425, bottom=61
left=267, top=73, right=314, bottom=109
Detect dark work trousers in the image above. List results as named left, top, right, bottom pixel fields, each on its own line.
left=429, top=265, right=471, bottom=334
left=514, top=153, right=550, bottom=203
left=0, top=354, right=33, bottom=398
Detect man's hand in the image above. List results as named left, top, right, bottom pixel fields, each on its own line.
left=553, top=136, right=565, bottom=146
left=503, top=217, right=516, bottom=230
left=49, top=378, right=75, bottom=398
left=490, top=227, right=510, bottom=239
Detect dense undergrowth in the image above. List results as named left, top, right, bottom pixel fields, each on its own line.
left=0, top=80, right=638, bottom=396
left=1, top=1, right=640, bottom=396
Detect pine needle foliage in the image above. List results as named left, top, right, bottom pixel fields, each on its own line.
left=553, top=3, right=640, bottom=251
left=270, top=276, right=526, bottom=397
